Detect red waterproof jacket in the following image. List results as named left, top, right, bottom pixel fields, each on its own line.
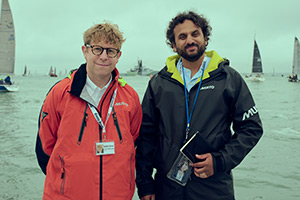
left=36, top=64, right=142, bottom=200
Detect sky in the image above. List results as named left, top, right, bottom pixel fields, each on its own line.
left=6, top=0, right=300, bottom=75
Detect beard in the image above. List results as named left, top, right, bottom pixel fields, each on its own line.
left=176, top=43, right=206, bottom=62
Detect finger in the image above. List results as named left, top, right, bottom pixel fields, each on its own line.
left=191, top=162, right=205, bottom=168
left=199, top=173, right=209, bottom=178
left=195, top=153, right=210, bottom=160
left=194, top=171, right=209, bottom=179
left=194, top=166, right=205, bottom=174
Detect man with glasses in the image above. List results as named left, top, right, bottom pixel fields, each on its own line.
left=36, top=22, right=142, bottom=199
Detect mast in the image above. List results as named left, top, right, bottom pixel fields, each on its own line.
left=137, top=60, right=142, bottom=75
left=0, top=0, right=15, bottom=74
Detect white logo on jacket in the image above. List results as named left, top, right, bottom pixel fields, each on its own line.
left=242, top=106, right=258, bottom=121
left=200, top=85, right=215, bottom=90
left=115, top=102, right=129, bottom=107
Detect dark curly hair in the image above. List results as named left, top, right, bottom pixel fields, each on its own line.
left=166, top=11, right=212, bottom=49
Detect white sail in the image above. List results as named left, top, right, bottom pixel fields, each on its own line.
left=0, top=0, right=15, bottom=74
left=292, top=37, right=300, bottom=75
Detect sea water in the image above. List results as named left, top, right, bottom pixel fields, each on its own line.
left=0, top=74, right=299, bottom=200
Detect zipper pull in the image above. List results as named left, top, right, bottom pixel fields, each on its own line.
left=61, top=168, right=65, bottom=179
left=59, top=155, right=65, bottom=179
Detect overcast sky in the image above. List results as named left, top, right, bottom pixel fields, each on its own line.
left=7, top=0, right=300, bottom=75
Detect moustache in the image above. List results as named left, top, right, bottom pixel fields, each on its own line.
left=184, top=43, right=199, bottom=50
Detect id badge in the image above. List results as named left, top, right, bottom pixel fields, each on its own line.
left=95, top=140, right=115, bottom=156
left=167, top=153, right=192, bottom=186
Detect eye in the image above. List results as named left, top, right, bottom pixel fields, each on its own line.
left=192, top=31, right=200, bottom=37
left=107, top=49, right=116, bottom=54
left=178, top=34, right=187, bottom=40
left=93, top=47, right=102, bottom=52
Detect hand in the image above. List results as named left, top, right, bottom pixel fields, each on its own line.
left=141, top=194, right=155, bottom=200
left=190, top=153, right=214, bottom=179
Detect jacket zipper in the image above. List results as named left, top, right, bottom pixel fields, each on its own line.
left=77, top=103, right=88, bottom=145
left=112, top=107, right=123, bottom=143
left=59, top=155, right=65, bottom=194
left=98, top=79, right=116, bottom=200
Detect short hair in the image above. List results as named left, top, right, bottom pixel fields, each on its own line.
left=83, top=22, right=125, bottom=49
left=166, top=11, right=212, bottom=49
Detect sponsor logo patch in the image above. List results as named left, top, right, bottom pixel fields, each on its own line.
left=114, top=102, right=129, bottom=107
left=242, top=106, right=258, bottom=121
left=200, top=85, right=215, bottom=90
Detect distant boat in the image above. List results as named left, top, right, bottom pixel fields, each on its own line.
left=22, top=65, right=27, bottom=76
left=49, top=66, right=57, bottom=77
left=0, top=0, right=18, bottom=92
left=245, top=40, right=265, bottom=82
left=126, top=60, right=157, bottom=76
left=288, top=37, right=300, bottom=82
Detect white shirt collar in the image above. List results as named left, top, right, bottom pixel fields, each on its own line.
left=81, top=74, right=112, bottom=107
left=177, top=55, right=211, bottom=92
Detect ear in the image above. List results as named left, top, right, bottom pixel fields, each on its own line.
left=116, top=51, right=122, bottom=63
left=205, top=39, right=208, bottom=46
left=82, top=45, right=88, bottom=59
left=172, top=43, right=177, bottom=52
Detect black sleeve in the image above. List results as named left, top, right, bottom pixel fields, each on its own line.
left=135, top=82, right=157, bottom=198
left=35, top=133, right=49, bottom=175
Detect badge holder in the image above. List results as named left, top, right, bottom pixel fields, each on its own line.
left=167, top=153, right=192, bottom=186
left=95, top=140, right=115, bottom=156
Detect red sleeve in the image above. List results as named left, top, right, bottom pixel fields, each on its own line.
left=130, top=89, right=143, bottom=142
left=38, top=85, right=62, bottom=156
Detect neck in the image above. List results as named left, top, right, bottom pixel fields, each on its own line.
left=182, top=54, right=205, bottom=78
left=88, top=73, right=111, bottom=89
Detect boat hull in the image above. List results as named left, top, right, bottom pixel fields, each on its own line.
left=0, top=84, right=19, bottom=92
left=245, top=76, right=265, bottom=82
left=288, top=78, right=299, bottom=82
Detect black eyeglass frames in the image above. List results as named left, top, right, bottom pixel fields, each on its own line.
left=85, top=44, right=120, bottom=58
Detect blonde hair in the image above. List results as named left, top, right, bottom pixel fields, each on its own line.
left=83, top=22, right=125, bottom=49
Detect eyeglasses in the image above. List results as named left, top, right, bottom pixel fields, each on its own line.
left=86, top=44, right=120, bottom=58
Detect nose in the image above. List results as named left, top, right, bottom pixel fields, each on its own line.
left=186, top=35, right=194, bottom=44
left=99, top=49, right=109, bottom=60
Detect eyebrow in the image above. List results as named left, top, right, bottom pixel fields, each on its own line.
left=177, top=29, right=200, bottom=38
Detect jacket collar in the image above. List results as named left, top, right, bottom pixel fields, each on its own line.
left=165, top=50, right=225, bottom=84
left=69, top=63, right=119, bottom=97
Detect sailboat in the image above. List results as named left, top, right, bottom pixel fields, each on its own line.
left=49, top=66, right=57, bottom=77
left=288, top=37, right=300, bottom=82
left=0, top=0, right=18, bottom=92
left=22, top=65, right=27, bottom=76
left=246, top=40, right=265, bottom=82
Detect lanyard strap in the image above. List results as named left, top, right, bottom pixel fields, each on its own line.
left=182, top=62, right=205, bottom=141
left=89, top=88, right=118, bottom=135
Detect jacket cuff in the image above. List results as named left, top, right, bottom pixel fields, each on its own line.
left=212, top=153, right=225, bottom=174
left=137, top=183, right=155, bottom=199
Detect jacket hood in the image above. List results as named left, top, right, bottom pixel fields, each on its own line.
left=165, top=50, right=225, bottom=84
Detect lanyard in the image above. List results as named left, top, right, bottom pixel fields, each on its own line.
left=182, top=62, right=205, bottom=141
left=89, top=88, right=117, bottom=137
